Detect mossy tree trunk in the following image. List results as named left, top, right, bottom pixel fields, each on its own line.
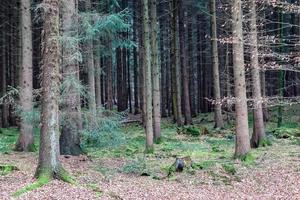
left=35, top=0, right=68, bottom=180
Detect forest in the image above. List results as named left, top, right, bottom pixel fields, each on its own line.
left=0, top=0, right=300, bottom=199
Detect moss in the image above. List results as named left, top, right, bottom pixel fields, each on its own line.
left=154, top=137, right=163, bottom=144
left=12, top=176, right=50, bottom=197
left=192, top=160, right=216, bottom=170
left=0, top=165, right=18, bottom=176
left=28, top=143, right=38, bottom=152
left=222, top=163, right=236, bottom=175
left=259, top=138, right=272, bottom=147
left=237, top=153, right=256, bottom=166
left=144, top=146, right=154, bottom=154
left=57, top=168, right=75, bottom=184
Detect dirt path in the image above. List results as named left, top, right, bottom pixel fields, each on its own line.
left=0, top=142, right=299, bottom=200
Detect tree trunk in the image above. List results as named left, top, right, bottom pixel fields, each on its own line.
left=210, top=0, right=223, bottom=128
left=95, top=52, right=102, bottom=109
left=170, top=0, right=183, bottom=126
left=249, top=1, right=265, bottom=148
left=142, top=0, right=154, bottom=152
left=16, top=0, right=34, bottom=151
left=35, top=0, right=69, bottom=180
left=59, top=0, right=83, bottom=156
left=178, top=0, right=192, bottom=125
left=85, top=0, right=96, bottom=119
left=232, top=0, right=251, bottom=157
left=106, top=39, right=113, bottom=110
left=150, top=0, right=161, bottom=142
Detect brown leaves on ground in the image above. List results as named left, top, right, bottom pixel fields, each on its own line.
left=0, top=141, right=300, bottom=200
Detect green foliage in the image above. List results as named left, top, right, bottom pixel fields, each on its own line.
left=0, top=128, right=19, bottom=153
left=222, top=164, right=236, bottom=175
left=81, top=108, right=125, bottom=149
left=122, top=156, right=148, bottom=175
left=273, top=125, right=300, bottom=139
left=259, top=138, right=273, bottom=147
left=193, top=160, right=216, bottom=170
left=239, top=153, right=256, bottom=166
left=0, top=165, right=18, bottom=176
left=178, top=125, right=210, bottom=137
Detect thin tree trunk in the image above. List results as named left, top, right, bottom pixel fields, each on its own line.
left=249, top=0, right=265, bottom=148
left=210, top=0, right=223, bottom=128
left=106, top=38, right=113, bottom=110
left=150, top=0, right=161, bottom=142
left=170, top=0, right=183, bottom=126
left=232, top=0, right=251, bottom=157
left=85, top=0, right=96, bottom=119
left=178, top=0, right=192, bottom=125
left=142, top=0, right=154, bottom=152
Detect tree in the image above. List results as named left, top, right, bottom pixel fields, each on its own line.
left=85, top=0, right=96, bottom=120
left=210, top=0, right=223, bottom=128
left=232, top=0, right=251, bottom=157
left=249, top=0, right=265, bottom=148
left=35, top=0, right=69, bottom=180
left=15, top=0, right=34, bottom=151
left=142, top=0, right=154, bottom=152
left=170, top=0, right=183, bottom=126
left=59, top=0, right=83, bottom=156
left=178, top=0, right=192, bottom=125
left=149, top=0, right=161, bottom=142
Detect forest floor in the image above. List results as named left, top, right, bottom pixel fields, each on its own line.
left=0, top=112, right=300, bottom=200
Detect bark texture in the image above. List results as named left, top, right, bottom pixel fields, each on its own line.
left=232, top=0, right=251, bottom=157
left=249, top=0, right=265, bottom=148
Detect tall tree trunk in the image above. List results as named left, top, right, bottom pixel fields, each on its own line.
left=232, top=0, right=251, bottom=157
left=85, top=0, right=96, bottom=119
left=16, top=0, right=34, bottom=151
left=210, top=0, right=223, bottom=128
left=178, top=0, right=192, bottom=125
left=170, top=0, right=183, bottom=126
left=133, top=1, right=139, bottom=114
left=35, top=0, right=69, bottom=180
left=142, top=0, right=154, bottom=152
left=0, top=11, right=9, bottom=128
left=150, top=0, right=161, bottom=142
left=106, top=38, right=113, bottom=110
left=249, top=1, right=265, bottom=148
left=95, top=51, right=102, bottom=108
left=59, top=0, right=83, bottom=156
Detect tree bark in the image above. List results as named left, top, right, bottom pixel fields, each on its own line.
left=150, top=0, right=161, bottom=142
left=178, top=0, right=192, bottom=125
left=59, top=0, right=83, bottom=156
left=170, top=0, right=183, bottom=126
left=35, top=0, right=68, bottom=180
left=142, top=0, right=154, bottom=152
left=210, top=0, right=223, bottom=128
left=85, top=0, right=96, bottom=120
left=232, top=0, right=251, bottom=157
left=249, top=1, right=265, bottom=148
left=16, top=0, right=34, bottom=151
